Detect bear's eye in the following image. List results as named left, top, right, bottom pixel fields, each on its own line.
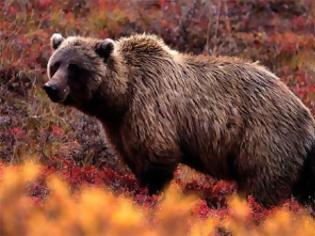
left=50, top=61, right=60, bottom=77
left=68, top=63, right=81, bottom=73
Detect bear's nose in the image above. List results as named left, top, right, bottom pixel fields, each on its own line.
left=43, top=83, right=58, bottom=97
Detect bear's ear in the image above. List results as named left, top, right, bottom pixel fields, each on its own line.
left=50, top=33, right=65, bottom=50
left=95, top=38, right=115, bottom=62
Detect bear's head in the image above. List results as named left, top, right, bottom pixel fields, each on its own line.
left=44, top=33, right=116, bottom=109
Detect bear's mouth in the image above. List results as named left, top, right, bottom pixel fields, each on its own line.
left=62, top=95, right=74, bottom=105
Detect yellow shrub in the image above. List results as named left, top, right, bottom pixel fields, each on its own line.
left=0, top=162, right=314, bottom=236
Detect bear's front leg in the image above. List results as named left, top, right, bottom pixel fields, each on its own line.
left=139, top=161, right=178, bottom=195
left=120, top=118, right=181, bottom=195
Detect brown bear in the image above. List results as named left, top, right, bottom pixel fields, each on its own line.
left=44, top=33, right=315, bottom=207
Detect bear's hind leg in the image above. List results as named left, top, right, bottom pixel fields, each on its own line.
left=239, top=173, right=292, bottom=206
left=292, top=142, right=315, bottom=209
left=237, top=128, right=302, bottom=206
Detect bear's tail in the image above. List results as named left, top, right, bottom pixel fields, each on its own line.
left=293, top=141, right=315, bottom=210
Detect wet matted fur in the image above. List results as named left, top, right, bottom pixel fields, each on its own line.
left=44, top=33, right=315, bottom=207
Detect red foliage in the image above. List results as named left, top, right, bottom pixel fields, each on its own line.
left=10, top=127, right=26, bottom=140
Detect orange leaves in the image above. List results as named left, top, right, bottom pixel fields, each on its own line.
left=0, top=163, right=313, bottom=236
left=0, top=162, right=40, bottom=236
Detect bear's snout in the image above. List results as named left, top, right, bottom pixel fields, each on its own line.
left=43, top=82, right=69, bottom=103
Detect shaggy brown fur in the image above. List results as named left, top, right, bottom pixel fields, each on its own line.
left=44, top=33, right=315, bottom=206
